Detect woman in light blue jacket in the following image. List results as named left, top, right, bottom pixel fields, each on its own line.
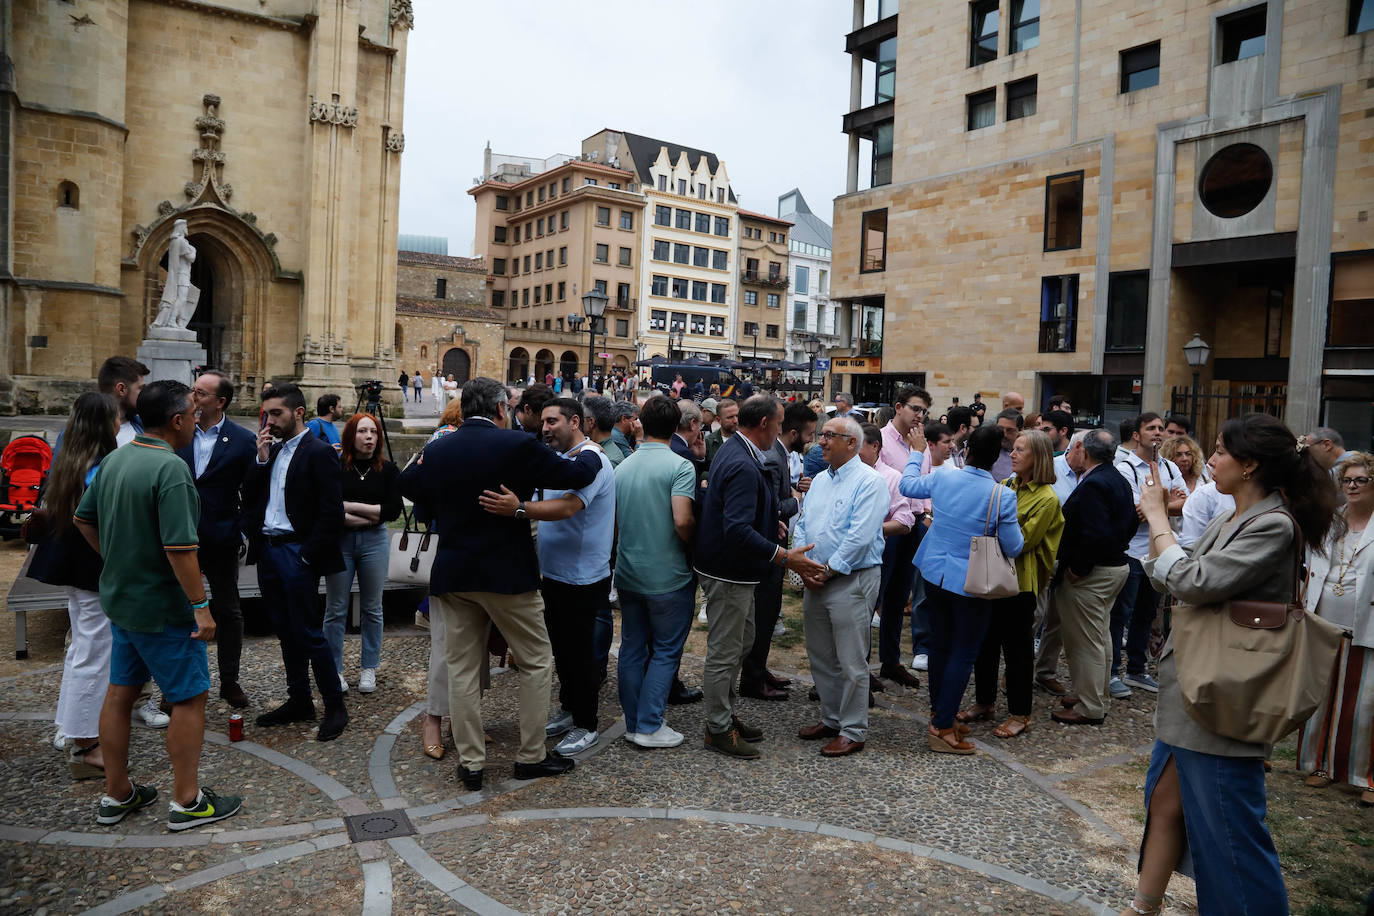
left=901, top=424, right=1022, bottom=755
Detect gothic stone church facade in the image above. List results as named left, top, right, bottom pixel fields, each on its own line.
left=0, top=0, right=410, bottom=412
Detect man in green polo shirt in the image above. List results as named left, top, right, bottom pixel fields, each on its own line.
left=75, top=379, right=243, bottom=832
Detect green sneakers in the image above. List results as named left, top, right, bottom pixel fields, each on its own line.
left=703, top=726, right=760, bottom=760
left=96, top=784, right=159, bottom=825
left=167, top=787, right=243, bottom=832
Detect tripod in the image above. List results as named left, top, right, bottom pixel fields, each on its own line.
left=354, top=384, right=395, bottom=464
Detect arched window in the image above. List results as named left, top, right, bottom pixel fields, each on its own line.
left=57, top=181, right=80, bottom=209
left=394, top=322, right=404, bottom=354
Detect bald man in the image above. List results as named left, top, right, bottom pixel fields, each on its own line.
left=1001, top=391, right=1025, bottom=412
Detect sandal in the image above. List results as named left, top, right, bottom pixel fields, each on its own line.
left=1120, top=890, right=1163, bottom=915
left=1303, top=771, right=1332, bottom=788
left=929, top=721, right=971, bottom=739
left=422, top=715, right=444, bottom=761
left=927, top=726, right=975, bottom=755
left=955, top=704, right=995, bottom=724
left=68, top=740, right=104, bottom=780
left=993, top=714, right=1032, bottom=739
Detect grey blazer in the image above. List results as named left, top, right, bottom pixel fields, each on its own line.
left=1143, top=491, right=1298, bottom=757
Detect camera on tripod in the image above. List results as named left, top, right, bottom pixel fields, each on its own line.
left=356, top=379, right=385, bottom=403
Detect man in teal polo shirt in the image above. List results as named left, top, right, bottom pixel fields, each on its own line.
left=75, top=380, right=243, bottom=832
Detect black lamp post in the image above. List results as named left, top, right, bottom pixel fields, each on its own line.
left=582, top=287, right=609, bottom=390
left=1182, top=333, right=1212, bottom=429
left=670, top=323, right=685, bottom=362
left=803, top=334, right=822, bottom=397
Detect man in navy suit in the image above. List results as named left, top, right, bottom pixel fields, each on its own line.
left=399, top=377, right=601, bottom=790
left=243, top=384, right=349, bottom=741
left=177, top=370, right=257, bottom=708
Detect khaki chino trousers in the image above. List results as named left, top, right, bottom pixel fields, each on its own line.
left=1055, top=564, right=1129, bottom=721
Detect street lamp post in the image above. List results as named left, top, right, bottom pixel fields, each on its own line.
left=803, top=334, right=821, bottom=398
left=1182, top=333, right=1212, bottom=429
left=670, top=323, right=684, bottom=362
left=582, top=287, right=609, bottom=394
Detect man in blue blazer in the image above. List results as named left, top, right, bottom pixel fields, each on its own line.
left=177, top=370, right=257, bottom=709
left=399, top=377, right=601, bottom=791
left=243, top=384, right=349, bottom=741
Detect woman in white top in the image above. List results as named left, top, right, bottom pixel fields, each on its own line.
left=1298, top=450, right=1374, bottom=807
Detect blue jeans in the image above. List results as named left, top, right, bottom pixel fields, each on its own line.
left=617, top=582, right=695, bottom=734
left=323, top=525, right=389, bottom=671
left=1110, top=557, right=1155, bottom=678
left=878, top=527, right=919, bottom=666
left=1145, top=741, right=1288, bottom=915
left=923, top=579, right=992, bottom=729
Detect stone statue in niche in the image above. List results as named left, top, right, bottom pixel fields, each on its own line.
left=150, top=219, right=200, bottom=332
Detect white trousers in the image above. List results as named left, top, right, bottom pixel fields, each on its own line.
left=54, top=587, right=111, bottom=740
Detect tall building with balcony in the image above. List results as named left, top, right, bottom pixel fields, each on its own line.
left=736, top=211, right=792, bottom=361
left=778, top=190, right=835, bottom=366
left=581, top=131, right=741, bottom=361
left=469, top=147, right=643, bottom=383
left=830, top=0, right=1374, bottom=445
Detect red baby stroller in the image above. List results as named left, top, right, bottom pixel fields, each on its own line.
left=0, top=436, right=52, bottom=540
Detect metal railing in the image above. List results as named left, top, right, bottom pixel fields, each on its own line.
left=740, top=270, right=789, bottom=289
left=1169, top=384, right=1287, bottom=450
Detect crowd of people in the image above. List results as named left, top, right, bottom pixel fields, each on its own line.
left=25, top=355, right=1371, bottom=914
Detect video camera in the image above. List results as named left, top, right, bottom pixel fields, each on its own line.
left=356, top=379, right=385, bottom=402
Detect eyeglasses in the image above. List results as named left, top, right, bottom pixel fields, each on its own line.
left=818, top=431, right=855, bottom=441
left=902, top=403, right=927, bottom=414
left=1341, top=476, right=1371, bottom=488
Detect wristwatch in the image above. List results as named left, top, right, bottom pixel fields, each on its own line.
left=514, top=500, right=527, bottom=520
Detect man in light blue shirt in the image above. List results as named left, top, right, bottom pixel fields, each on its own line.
left=793, top=416, right=888, bottom=757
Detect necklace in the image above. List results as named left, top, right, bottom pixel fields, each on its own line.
left=355, top=465, right=371, bottom=481
left=1333, top=515, right=1370, bottom=595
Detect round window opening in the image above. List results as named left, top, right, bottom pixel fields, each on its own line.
left=1198, top=143, right=1273, bottom=219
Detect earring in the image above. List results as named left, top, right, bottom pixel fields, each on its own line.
left=1241, top=471, right=1252, bottom=480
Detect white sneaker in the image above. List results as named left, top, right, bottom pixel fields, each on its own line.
left=629, top=723, right=684, bottom=748
left=553, top=727, right=599, bottom=755
left=871, top=612, right=881, bottom=629
left=135, top=698, right=169, bottom=729
left=53, top=729, right=69, bottom=750
left=773, top=619, right=786, bottom=637
left=358, top=668, right=377, bottom=694
left=414, top=610, right=430, bottom=629
left=545, top=708, right=574, bottom=738
left=698, top=605, right=708, bottom=623
left=912, top=653, right=929, bottom=671
left=338, top=672, right=350, bottom=693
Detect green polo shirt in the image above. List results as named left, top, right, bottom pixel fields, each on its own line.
left=74, top=434, right=200, bottom=633
left=613, top=442, right=696, bottom=595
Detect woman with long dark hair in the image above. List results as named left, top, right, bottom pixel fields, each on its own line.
left=1122, top=414, right=1340, bottom=916
left=322, top=413, right=401, bottom=695
left=29, top=393, right=120, bottom=778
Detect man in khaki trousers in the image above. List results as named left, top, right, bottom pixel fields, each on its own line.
left=1049, top=428, right=1137, bottom=725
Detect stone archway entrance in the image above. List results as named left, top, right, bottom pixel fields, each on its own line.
left=441, top=347, right=471, bottom=384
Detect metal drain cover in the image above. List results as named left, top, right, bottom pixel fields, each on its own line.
left=343, top=810, right=416, bottom=842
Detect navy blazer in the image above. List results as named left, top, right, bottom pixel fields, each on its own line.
left=694, top=434, right=779, bottom=583
left=243, top=431, right=345, bottom=574
left=1055, top=461, right=1136, bottom=583
left=175, top=419, right=257, bottom=546
left=398, top=417, right=601, bottom=596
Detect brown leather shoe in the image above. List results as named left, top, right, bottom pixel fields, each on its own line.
left=879, top=664, right=921, bottom=689
left=798, top=722, right=840, bottom=740
left=740, top=682, right=789, bottom=701
left=1060, top=695, right=1080, bottom=709
left=1036, top=675, right=1069, bottom=696
left=868, top=675, right=885, bottom=693
left=220, top=683, right=250, bottom=709
left=1051, top=708, right=1104, bottom=726
left=763, top=670, right=792, bottom=689
left=821, top=735, right=864, bottom=757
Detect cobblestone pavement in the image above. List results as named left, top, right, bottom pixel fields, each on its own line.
left=0, top=627, right=1141, bottom=915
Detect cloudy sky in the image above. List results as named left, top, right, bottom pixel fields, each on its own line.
left=398, top=0, right=854, bottom=256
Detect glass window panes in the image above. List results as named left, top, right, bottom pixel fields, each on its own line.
left=595, top=244, right=608, bottom=263
left=861, top=209, right=887, bottom=272
left=795, top=266, right=809, bottom=294
left=1039, top=275, right=1079, bottom=352
left=672, top=278, right=688, bottom=299
left=1120, top=42, right=1161, bottom=92
left=1219, top=5, right=1266, bottom=63
left=876, top=37, right=897, bottom=103
left=653, top=240, right=670, bottom=260
left=794, top=300, right=807, bottom=328
left=651, top=275, right=668, bottom=296
left=1007, top=77, right=1037, bottom=121
left=673, top=243, right=690, bottom=264
left=710, top=283, right=726, bottom=304
left=620, top=210, right=633, bottom=230
left=968, top=88, right=996, bottom=130
left=596, top=206, right=610, bottom=226
left=1011, top=0, right=1039, bottom=52
left=709, top=316, right=725, bottom=336
left=655, top=205, right=671, bottom=226
left=712, top=250, right=727, bottom=270
left=693, top=247, right=708, bottom=268
left=971, top=0, right=999, bottom=66
left=714, top=216, right=730, bottom=236
left=676, top=209, right=692, bottom=229
left=690, top=314, right=706, bottom=334
left=619, top=247, right=632, bottom=267
left=1105, top=272, right=1148, bottom=352
left=691, top=281, right=707, bottom=302
left=873, top=121, right=894, bottom=187
left=1044, top=172, right=1084, bottom=251
left=650, top=309, right=667, bottom=330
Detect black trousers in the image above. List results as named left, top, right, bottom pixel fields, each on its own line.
left=542, top=575, right=610, bottom=731
left=973, top=591, right=1035, bottom=716
left=879, top=528, right=920, bottom=666
left=257, top=542, right=342, bottom=706
left=740, top=561, right=785, bottom=689
left=200, top=538, right=244, bottom=687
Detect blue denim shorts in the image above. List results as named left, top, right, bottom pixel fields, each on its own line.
left=109, top=621, right=211, bottom=704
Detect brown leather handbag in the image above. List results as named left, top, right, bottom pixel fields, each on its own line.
left=1171, top=510, right=1348, bottom=745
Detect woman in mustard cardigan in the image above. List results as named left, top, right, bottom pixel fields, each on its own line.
left=960, top=429, right=1064, bottom=738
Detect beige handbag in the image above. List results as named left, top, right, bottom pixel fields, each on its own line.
left=963, top=486, right=1020, bottom=599
left=386, top=507, right=435, bottom=587
left=1171, top=510, right=1349, bottom=745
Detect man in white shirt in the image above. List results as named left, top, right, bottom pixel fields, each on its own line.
left=1178, top=479, right=1236, bottom=548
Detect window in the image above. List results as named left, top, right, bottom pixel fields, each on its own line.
left=672, top=278, right=689, bottom=299
left=538, top=186, right=545, bottom=202
left=743, top=321, right=758, bottom=337
left=673, top=243, right=690, bottom=264
left=657, top=174, right=667, bottom=191
left=777, top=234, right=785, bottom=245
left=558, top=281, right=566, bottom=300
left=677, top=179, right=687, bottom=195
left=596, top=206, right=611, bottom=226
left=617, top=282, right=631, bottom=307
left=522, top=288, right=530, bottom=306
left=873, top=121, right=893, bottom=187
left=693, top=246, right=709, bottom=268
left=510, top=258, right=519, bottom=277
left=620, top=210, right=633, bottom=230
left=1329, top=255, right=1374, bottom=345
left=616, top=318, right=630, bottom=337
left=652, top=275, right=668, bottom=297
left=766, top=324, right=779, bottom=339
left=1105, top=271, right=1148, bottom=352
left=768, top=261, right=782, bottom=281
left=818, top=268, right=828, bottom=293
left=1352, top=0, right=1374, bottom=34
left=1006, top=76, right=1037, bottom=120
left=655, top=204, right=671, bottom=226
left=714, top=216, right=730, bottom=236
left=522, top=255, right=531, bottom=272
left=697, top=184, right=707, bottom=200
left=585, top=178, right=598, bottom=186
left=495, top=195, right=509, bottom=211
left=535, top=252, right=543, bottom=269
left=1039, top=275, right=1079, bottom=352
left=619, top=247, right=632, bottom=266
left=712, top=250, right=727, bottom=270
left=970, top=0, right=999, bottom=66
left=716, top=188, right=725, bottom=203
left=522, top=223, right=531, bottom=241
left=767, top=293, right=780, bottom=309
left=435, top=278, right=447, bottom=298
left=709, top=316, right=725, bottom=337
left=1219, top=5, right=1266, bottom=63
left=514, top=197, right=521, bottom=212
left=794, top=300, right=807, bottom=329
left=795, top=266, right=809, bottom=294
left=493, top=258, right=507, bottom=275
left=1044, top=171, right=1084, bottom=250
left=491, top=290, right=505, bottom=309
left=1198, top=143, right=1273, bottom=218
left=494, top=225, right=508, bottom=243
left=671, top=312, right=688, bottom=332
left=653, top=240, right=670, bottom=260
left=967, top=88, right=996, bottom=130
left=549, top=181, right=556, bottom=198
left=560, top=211, right=569, bottom=230
left=746, top=257, right=760, bottom=278
left=594, top=279, right=607, bottom=294
left=876, top=36, right=897, bottom=103
left=676, top=209, right=692, bottom=230
left=687, top=314, right=705, bottom=334
left=547, top=249, right=554, bottom=266
left=695, top=212, right=711, bottom=233
left=609, top=182, right=621, bottom=190
left=545, top=283, right=553, bottom=302
left=691, top=281, right=708, bottom=302
left=861, top=208, right=888, bottom=272
left=1120, top=41, right=1161, bottom=93
left=1010, top=0, right=1039, bottom=52
left=526, top=191, right=534, bottom=207
left=562, top=177, right=570, bottom=193
left=558, top=246, right=567, bottom=266
left=744, top=290, right=758, bottom=306
left=769, top=232, right=777, bottom=243
left=710, top=283, right=727, bottom=304
left=534, top=286, right=541, bottom=304
left=538, top=217, right=546, bottom=237
left=650, top=309, right=667, bottom=330
left=595, top=244, right=608, bottom=264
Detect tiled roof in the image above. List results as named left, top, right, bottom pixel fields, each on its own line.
left=396, top=298, right=502, bottom=321
left=737, top=208, right=793, bottom=227
left=398, top=251, right=486, bottom=272
left=467, top=158, right=635, bottom=196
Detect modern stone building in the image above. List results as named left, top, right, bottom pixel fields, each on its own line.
left=394, top=249, right=504, bottom=388
left=831, top=0, right=1373, bottom=443
left=779, top=189, right=835, bottom=367
left=736, top=210, right=791, bottom=361
left=1, top=0, right=411, bottom=412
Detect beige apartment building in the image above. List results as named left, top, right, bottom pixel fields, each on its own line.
left=394, top=249, right=504, bottom=386
left=469, top=153, right=642, bottom=383
left=831, top=0, right=1373, bottom=444
left=736, top=211, right=793, bottom=361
